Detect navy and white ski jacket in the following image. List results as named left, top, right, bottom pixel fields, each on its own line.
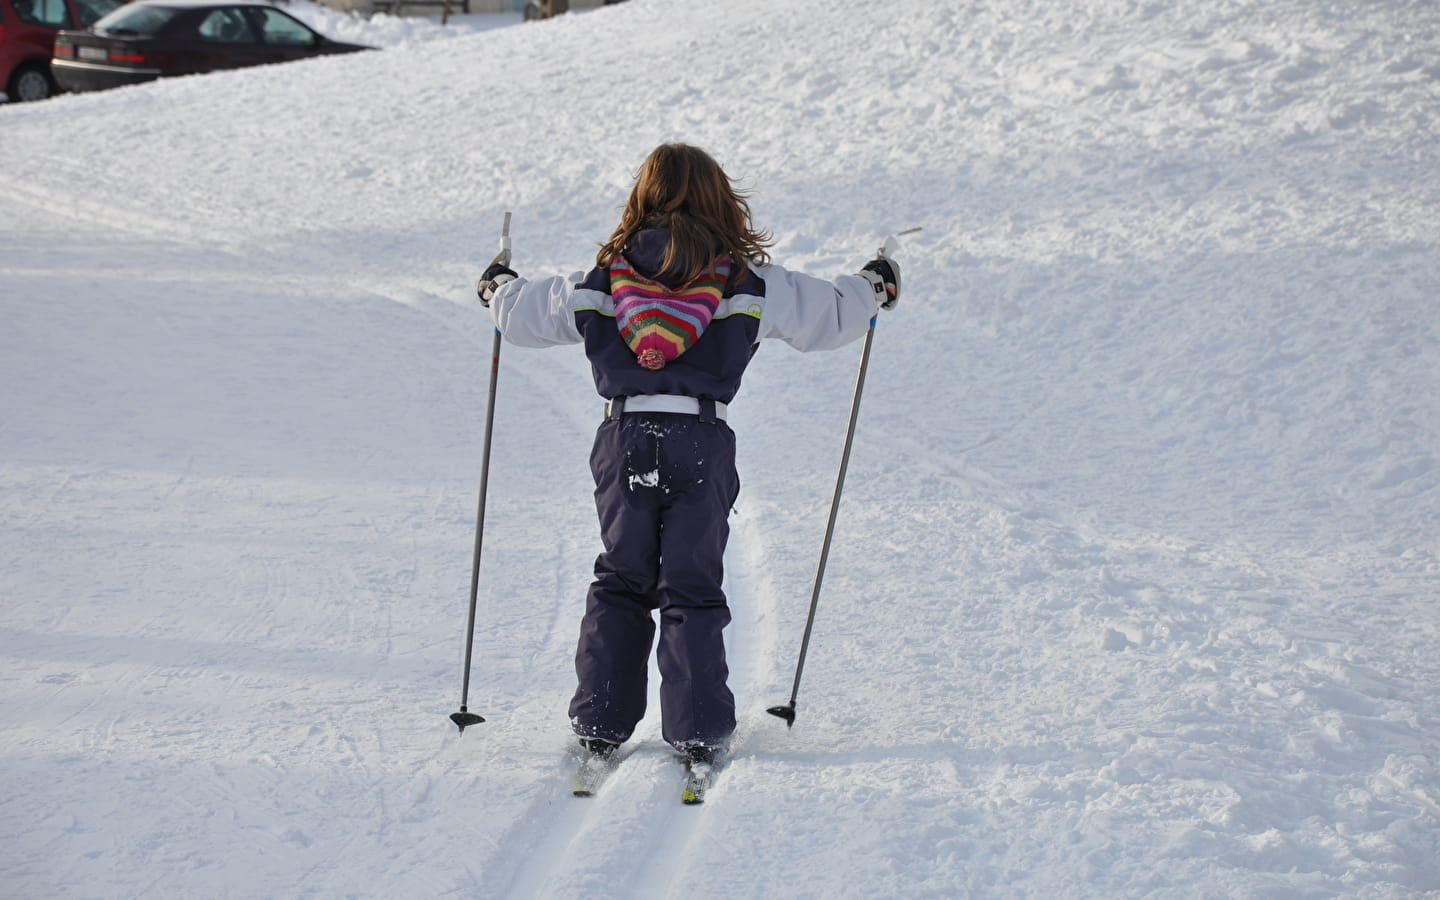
left=488, top=231, right=879, bottom=404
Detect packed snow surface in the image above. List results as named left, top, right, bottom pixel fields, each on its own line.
left=3, top=0, right=1438, bottom=896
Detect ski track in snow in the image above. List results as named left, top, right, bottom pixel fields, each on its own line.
left=486, top=500, right=774, bottom=900
left=3, top=0, right=1440, bottom=896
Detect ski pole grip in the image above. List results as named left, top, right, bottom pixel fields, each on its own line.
left=498, top=211, right=512, bottom=267
left=878, top=226, right=922, bottom=259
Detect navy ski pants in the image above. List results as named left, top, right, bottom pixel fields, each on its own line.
left=568, top=411, right=740, bottom=749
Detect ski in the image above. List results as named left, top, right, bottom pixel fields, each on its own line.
left=571, top=739, right=619, bottom=797
left=570, top=741, right=722, bottom=802
left=571, top=758, right=611, bottom=797
left=680, top=749, right=722, bottom=805
left=680, top=761, right=710, bottom=804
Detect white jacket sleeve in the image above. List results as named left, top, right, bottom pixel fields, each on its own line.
left=487, top=274, right=585, bottom=347
left=755, top=265, right=880, bottom=352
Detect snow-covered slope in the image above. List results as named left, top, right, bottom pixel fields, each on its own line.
left=2, top=0, right=1437, bottom=896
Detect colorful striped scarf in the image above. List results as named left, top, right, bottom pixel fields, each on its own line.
left=611, top=255, right=732, bottom=370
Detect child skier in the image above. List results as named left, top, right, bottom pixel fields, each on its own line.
left=476, top=143, right=900, bottom=772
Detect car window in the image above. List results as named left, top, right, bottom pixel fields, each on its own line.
left=198, top=7, right=256, bottom=43
left=11, top=0, right=72, bottom=29
left=94, top=4, right=181, bottom=36
left=250, top=8, right=316, bottom=46
left=74, top=0, right=124, bottom=27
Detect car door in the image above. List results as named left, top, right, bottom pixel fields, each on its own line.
left=191, top=5, right=269, bottom=72
left=7, top=0, right=75, bottom=56
left=243, top=5, right=320, bottom=65
left=10, top=0, right=73, bottom=31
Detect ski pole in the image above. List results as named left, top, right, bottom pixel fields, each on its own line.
left=451, top=211, right=512, bottom=733
left=768, top=227, right=918, bottom=729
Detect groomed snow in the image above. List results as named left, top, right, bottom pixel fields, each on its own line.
left=2, top=0, right=1438, bottom=896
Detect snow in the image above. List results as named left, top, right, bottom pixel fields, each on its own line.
left=2, top=0, right=1438, bottom=896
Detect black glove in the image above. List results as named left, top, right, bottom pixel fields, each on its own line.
left=476, top=262, right=517, bottom=307
left=859, top=257, right=900, bottom=310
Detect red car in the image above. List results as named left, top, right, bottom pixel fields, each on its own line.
left=51, top=0, right=371, bottom=94
left=1, top=0, right=123, bottom=101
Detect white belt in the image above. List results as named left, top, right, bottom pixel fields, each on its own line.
left=605, top=394, right=728, bottom=421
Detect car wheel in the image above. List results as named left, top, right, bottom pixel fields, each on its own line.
left=9, top=63, right=57, bottom=102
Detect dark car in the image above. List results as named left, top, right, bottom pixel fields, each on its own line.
left=51, top=0, right=371, bottom=94
left=2, top=0, right=123, bottom=101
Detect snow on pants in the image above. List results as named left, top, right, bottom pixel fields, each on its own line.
left=568, top=411, right=740, bottom=749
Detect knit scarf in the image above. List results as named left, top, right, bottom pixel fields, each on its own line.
left=610, top=255, right=732, bottom=370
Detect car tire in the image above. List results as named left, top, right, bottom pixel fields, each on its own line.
left=9, top=63, right=56, bottom=102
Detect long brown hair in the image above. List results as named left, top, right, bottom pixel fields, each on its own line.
left=597, top=143, right=773, bottom=285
